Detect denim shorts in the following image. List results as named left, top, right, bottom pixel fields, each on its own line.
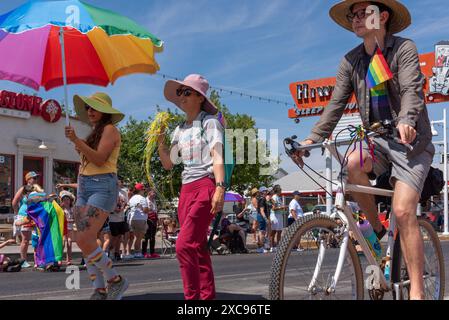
left=257, top=214, right=267, bottom=232
left=77, top=174, right=118, bottom=213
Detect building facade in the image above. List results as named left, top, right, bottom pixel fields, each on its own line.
left=0, top=90, right=91, bottom=214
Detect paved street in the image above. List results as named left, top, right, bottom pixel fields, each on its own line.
left=1, top=241, right=449, bottom=300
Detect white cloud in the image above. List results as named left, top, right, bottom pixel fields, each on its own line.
left=145, top=0, right=286, bottom=39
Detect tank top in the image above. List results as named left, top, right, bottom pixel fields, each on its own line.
left=80, top=143, right=120, bottom=176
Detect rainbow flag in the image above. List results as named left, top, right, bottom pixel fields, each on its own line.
left=27, top=194, right=65, bottom=267
left=366, top=47, right=393, bottom=89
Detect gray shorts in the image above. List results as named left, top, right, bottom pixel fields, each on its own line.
left=366, top=137, right=435, bottom=194
left=129, top=219, right=148, bottom=233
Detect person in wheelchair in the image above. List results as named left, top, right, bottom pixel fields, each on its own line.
left=293, top=1, right=435, bottom=300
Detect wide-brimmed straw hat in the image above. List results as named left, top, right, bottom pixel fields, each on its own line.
left=59, top=190, right=75, bottom=202
left=329, top=0, right=411, bottom=34
left=250, top=188, right=259, bottom=197
left=164, top=74, right=218, bottom=115
left=74, top=92, right=125, bottom=125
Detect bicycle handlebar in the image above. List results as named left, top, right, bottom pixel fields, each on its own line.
left=284, top=121, right=416, bottom=160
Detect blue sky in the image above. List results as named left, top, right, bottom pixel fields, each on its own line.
left=1, top=0, right=448, bottom=174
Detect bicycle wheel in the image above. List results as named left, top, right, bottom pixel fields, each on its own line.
left=392, top=217, right=445, bottom=300
left=269, top=214, right=364, bottom=300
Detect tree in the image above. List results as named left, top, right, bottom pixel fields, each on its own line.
left=209, top=91, right=278, bottom=195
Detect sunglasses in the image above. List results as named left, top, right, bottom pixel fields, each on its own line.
left=84, top=104, right=93, bottom=111
left=176, top=88, right=194, bottom=97
left=346, top=8, right=371, bottom=23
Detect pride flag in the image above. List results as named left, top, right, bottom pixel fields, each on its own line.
left=27, top=194, right=65, bottom=267
left=366, top=47, right=393, bottom=89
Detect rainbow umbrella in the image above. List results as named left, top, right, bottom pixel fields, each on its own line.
left=0, top=0, right=164, bottom=124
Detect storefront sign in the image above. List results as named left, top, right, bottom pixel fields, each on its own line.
left=0, top=90, right=62, bottom=123
left=429, top=41, right=449, bottom=96
left=0, top=107, right=31, bottom=120
left=289, top=42, right=449, bottom=120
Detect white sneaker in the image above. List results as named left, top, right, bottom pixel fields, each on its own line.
left=21, top=261, right=31, bottom=268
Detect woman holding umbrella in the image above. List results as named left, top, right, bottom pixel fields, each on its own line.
left=158, top=74, right=225, bottom=300
left=65, top=92, right=128, bottom=300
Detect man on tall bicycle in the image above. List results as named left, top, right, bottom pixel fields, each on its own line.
left=294, top=1, right=434, bottom=300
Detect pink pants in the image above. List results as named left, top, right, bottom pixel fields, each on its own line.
left=176, top=177, right=216, bottom=300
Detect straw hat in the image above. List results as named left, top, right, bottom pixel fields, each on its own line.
left=329, top=0, right=411, bottom=34
left=250, top=188, right=259, bottom=197
left=74, top=92, right=125, bottom=125
left=59, top=190, right=75, bottom=202
left=164, top=74, right=218, bottom=115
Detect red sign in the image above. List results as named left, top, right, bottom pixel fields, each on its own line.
left=0, top=90, right=62, bottom=123
left=289, top=46, right=449, bottom=120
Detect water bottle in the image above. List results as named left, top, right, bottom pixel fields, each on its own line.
left=357, top=219, right=382, bottom=259
left=384, top=258, right=391, bottom=281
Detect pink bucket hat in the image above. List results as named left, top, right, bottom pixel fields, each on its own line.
left=164, top=74, right=218, bottom=115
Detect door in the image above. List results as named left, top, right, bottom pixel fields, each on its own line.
left=23, top=156, right=44, bottom=187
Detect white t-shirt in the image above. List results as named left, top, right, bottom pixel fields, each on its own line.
left=288, top=199, right=304, bottom=219
left=109, top=191, right=127, bottom=223
left=171, top=111, right=224, bottom=185
left=128, top=194, right=148, bottom=221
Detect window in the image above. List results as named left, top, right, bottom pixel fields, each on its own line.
left=0, top=154, right=14, bottom=214
left=53, top=160, right=79, bottom=192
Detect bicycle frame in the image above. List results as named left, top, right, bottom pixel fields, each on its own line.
left=306, top=139, right=399, bottom=294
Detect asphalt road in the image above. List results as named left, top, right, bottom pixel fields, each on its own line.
left=1, top=242, right=449, bottom=300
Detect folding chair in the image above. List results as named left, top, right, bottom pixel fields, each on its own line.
left=161, top=222, right=178, bottom=257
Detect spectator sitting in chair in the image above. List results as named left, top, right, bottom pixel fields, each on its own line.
left=219, top=216, right=249, bottom=254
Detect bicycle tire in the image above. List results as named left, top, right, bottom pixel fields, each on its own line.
left=391, top=217, right=445, bottom=300
left=269, top=214, right=364, bottom=300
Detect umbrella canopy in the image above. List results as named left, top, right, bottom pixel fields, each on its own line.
left=224, top=192, right=244, bottom=203
left=0, top=0, right=163, bottom=91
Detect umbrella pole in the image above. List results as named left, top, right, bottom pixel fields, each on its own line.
left=59, top=26, right=70, bottom=126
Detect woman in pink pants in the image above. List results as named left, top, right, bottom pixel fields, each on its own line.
left=158, top=74, right=225, bottom=300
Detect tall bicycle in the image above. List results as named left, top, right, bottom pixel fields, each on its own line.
left=269, top=124, right=445, bottom=300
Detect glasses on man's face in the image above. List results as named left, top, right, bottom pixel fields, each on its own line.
left=346, top=8, right=370, bottom=23
left=176, top=87, right=193, bottom=97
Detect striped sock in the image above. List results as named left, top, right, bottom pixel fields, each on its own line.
left=87, top=247, right=118, bottom=282
left=84, top=257, right=106, bottom=290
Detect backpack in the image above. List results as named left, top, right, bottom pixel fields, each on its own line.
left=228, top=231, right=246, bottom=254
left=193, top=112, right=235, bottom=190
left=374, top=166, right=445, bottom=206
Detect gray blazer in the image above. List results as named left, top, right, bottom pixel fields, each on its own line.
left=307, top=35, right=432, bottom=155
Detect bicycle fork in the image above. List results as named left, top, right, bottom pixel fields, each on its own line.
left=307, top=225, right=351, bottom=296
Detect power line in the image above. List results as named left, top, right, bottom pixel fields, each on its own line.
left=155, top=72, right=296, bottom=108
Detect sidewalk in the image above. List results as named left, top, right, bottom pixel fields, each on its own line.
left=0, top=231, right=261, bottom=260
left=2, top=227, right=447, bottom=259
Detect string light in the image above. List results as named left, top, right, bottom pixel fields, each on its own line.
left=155, top=73, right=295, bottom=108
